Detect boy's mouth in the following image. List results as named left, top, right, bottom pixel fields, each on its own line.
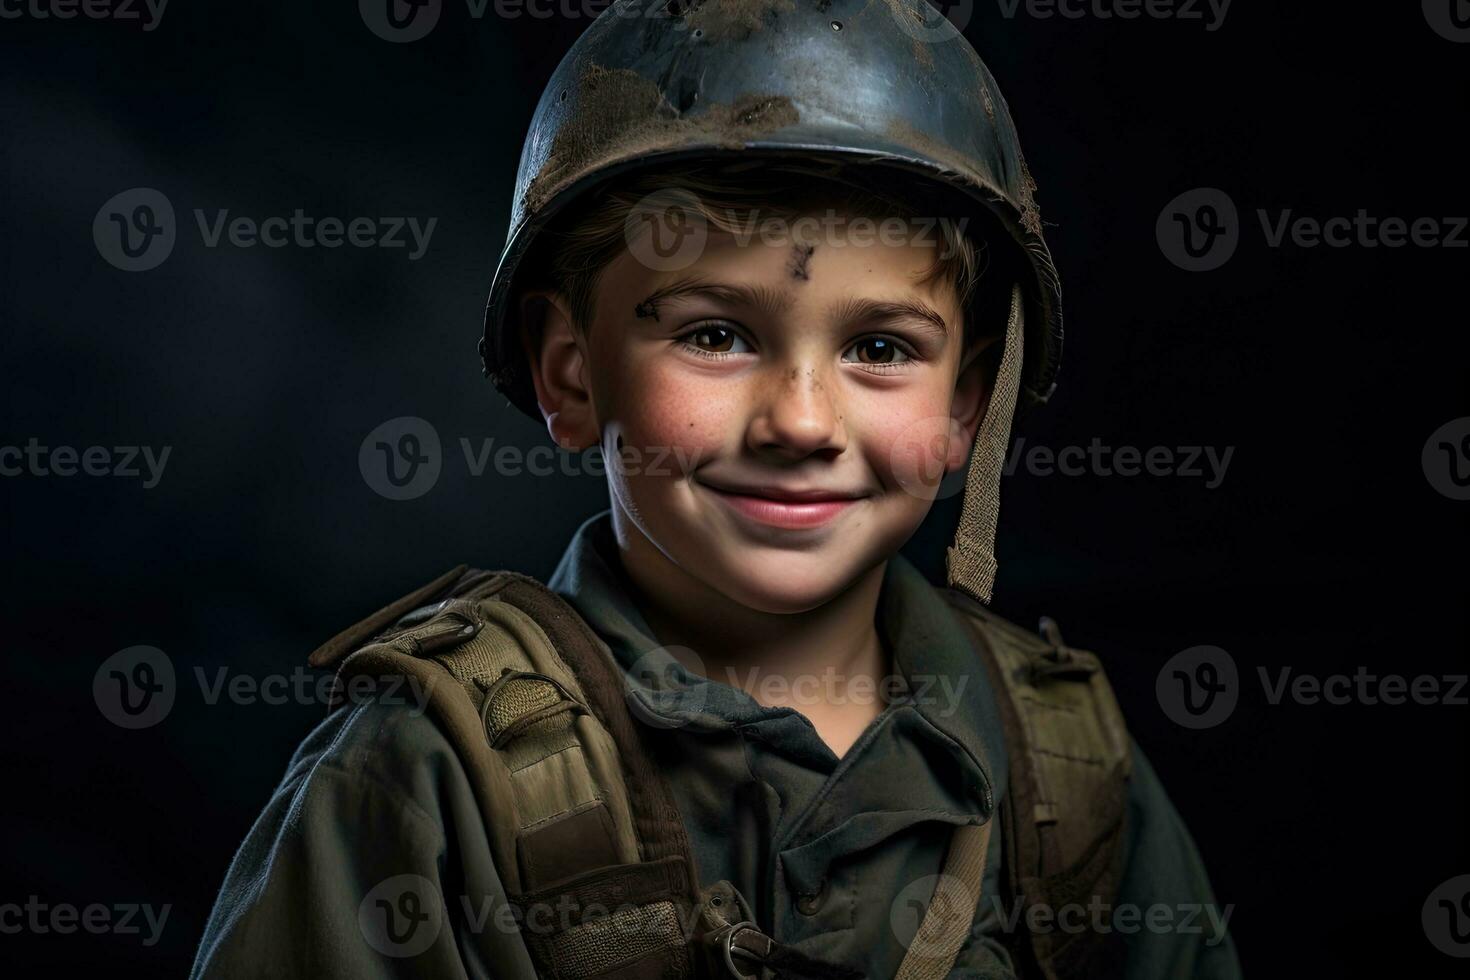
left=695, top=479, right=868, bottom=530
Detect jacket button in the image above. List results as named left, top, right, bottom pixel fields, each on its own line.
left=795, top=881, right=826, bottom=916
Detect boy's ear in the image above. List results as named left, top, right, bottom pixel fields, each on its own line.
left=946, top=331, right=1003, bottom=473
left=517, top=289, right=599, bottom=451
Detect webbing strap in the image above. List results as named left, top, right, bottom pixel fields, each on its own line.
left=947, top=591, right=1132, bottom=979
left=947, top=282, right=1025, bottom=604
left=893, top=821, right=993, bottom=980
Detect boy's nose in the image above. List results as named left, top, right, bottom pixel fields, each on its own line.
left=745, top=365, right=848, bottom=460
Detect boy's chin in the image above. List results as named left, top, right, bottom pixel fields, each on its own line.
left=701, top=553, right=875, bottom=616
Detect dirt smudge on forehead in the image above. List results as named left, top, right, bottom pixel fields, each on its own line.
left=523, top=63, right=799, bottom=216
left=788, top=241, right=815, bottom=280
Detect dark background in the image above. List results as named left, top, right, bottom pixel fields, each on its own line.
left=2, top=2, right=1466, bottom=976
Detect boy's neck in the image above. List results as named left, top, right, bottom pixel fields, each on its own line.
left=608, top=508, right=894, bottom=720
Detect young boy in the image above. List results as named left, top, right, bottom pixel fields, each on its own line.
left=192, top=4, right=1239, bottom=978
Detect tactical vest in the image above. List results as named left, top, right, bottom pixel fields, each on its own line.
left=309, top=567, right=1131, bottom=980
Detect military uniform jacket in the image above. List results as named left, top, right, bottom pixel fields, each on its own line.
left=189, top=512, right=1241, bottom=979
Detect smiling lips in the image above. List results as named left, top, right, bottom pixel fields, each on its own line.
left=700, top=481, right=866, bottom=530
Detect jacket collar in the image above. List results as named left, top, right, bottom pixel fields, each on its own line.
left=546, top=511, right=997, bottom=814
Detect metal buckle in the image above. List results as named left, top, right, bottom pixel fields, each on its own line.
left=715, top=920, right=764, bottom=978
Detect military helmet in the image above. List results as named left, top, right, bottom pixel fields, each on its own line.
left=480, top=0, right=1062, bottom=602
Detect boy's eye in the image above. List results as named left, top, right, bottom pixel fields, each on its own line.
left=844, top=336, right=912, bottom=365
left=679, top=323, right=751, bottom=355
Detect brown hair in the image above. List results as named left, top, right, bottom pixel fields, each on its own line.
left=519, top=158, right=1005, bottom=353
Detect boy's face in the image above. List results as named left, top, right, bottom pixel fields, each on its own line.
left=529, top=214, right=993, bottom=615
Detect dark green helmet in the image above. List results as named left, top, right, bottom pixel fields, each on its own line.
left=480, top=0, right=1062, bottom=423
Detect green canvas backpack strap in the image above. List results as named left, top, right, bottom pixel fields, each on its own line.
left=466, top=575, right=865, bottom=980
left=313, top=568, right=695, bottom=978
left=943, top=589, right=1133, bottom=980
left=310, top=568, right=864, bottom=980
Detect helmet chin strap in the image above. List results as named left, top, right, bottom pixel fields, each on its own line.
left=946, top=282, right=1025, bottom=605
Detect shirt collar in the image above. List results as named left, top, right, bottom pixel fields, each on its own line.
left=546, top=510, right=997, bottom=811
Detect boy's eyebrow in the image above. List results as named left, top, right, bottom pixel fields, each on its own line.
left=637, top=277, right=793, bottom=321
left=829, top=296, right=953, bottom=343
left=639, top=278, right=952, bottom=343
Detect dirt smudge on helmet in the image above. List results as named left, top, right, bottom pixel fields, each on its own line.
left=524, top=63, right=800, bottom=217
left=881, top=116, right=1044, bottom=239
left=682, top=0, right=796, bottom=42
left=859, top=0, right=935, bottom=72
